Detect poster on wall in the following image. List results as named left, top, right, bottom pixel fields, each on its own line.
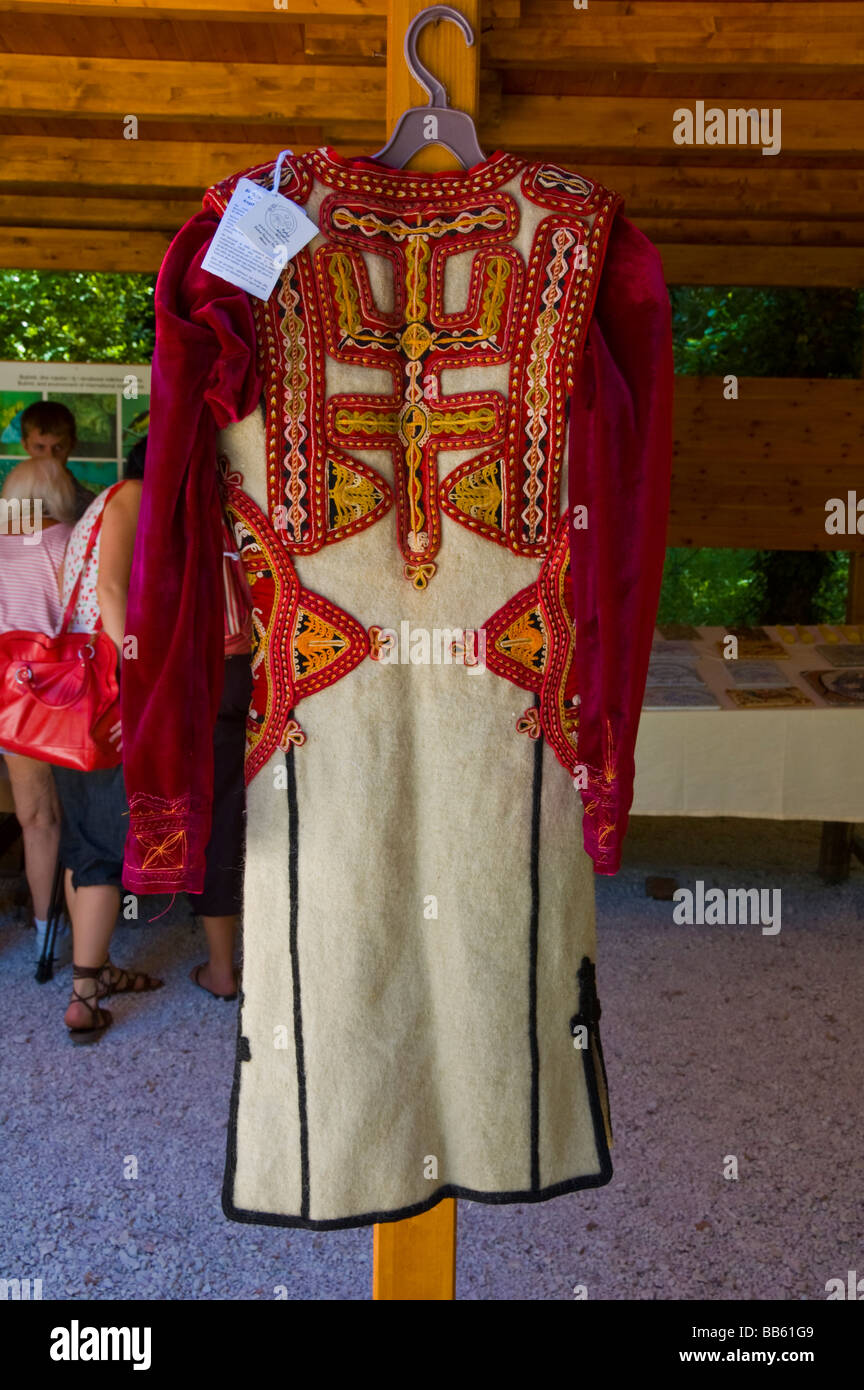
left=0, top=360, right=151, bottom=497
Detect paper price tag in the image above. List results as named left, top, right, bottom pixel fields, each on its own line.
left=235, top=189, right=317, bottom=264
left=201, top=176, right=318, bottom=301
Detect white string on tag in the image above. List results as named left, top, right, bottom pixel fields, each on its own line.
left=272, top=149, right=294, bottom=193
left=201, top=154, right=317, bottom=302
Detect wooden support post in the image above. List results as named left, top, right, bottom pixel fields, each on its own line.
left=818, top=541, right=861, bottom=883
left=373, top=1201, right=458, bottom=1300
left=846, top=552, right=864, bottom=623
left=371, top=0, right=480, bottom=1300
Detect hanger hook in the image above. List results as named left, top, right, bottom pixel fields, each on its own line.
left=404, top=5, right=475, bottom=110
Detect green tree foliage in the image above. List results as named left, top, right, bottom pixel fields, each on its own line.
left=0, top=271, right=156, bottom=362
left=670, top=286, right=863, bottom=379
left=658, top=548, right=761, bottom=627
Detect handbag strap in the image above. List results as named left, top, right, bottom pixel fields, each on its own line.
left=60, top=480, right=127, bottom=635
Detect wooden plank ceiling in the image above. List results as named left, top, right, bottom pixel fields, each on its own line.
left=0, top=0, right=862, bottom=283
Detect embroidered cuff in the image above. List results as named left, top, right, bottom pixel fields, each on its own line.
left=580, top=771, right=626, bottom=876
left=122, top=792, right=208, bottom=895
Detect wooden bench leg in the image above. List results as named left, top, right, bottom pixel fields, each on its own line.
left=373, top=1199, right=457, bottom=1300
left=818, top=822, right=853, bottom=883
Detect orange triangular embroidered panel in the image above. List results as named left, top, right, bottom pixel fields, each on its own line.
left=483, top=581, right=548, bottom=693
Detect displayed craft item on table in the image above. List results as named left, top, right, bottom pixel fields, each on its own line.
left=722, top=661, right=795, bottom=687
left=643, top=685, right=720, bottom=709
left=776, top=624, right=815, bottom=644
left=727, top=686, right=813, bottom=709
left=715, top=632, right=789, bottom=660
left=645, top=657, right=707, bottom=687
left=814, top=644, right=864, bottom=668
left=801, top=669, right=864, bottom=706
left=650, top=638, right=701, bottom=659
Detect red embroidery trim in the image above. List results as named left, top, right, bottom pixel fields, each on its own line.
left=516, top=708, right=542, bottom=739
left=223, top=479, right=369, bottom=783
left=482, top=515, right=618, bottom=812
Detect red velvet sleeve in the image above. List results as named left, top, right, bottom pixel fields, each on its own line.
left=121, top=210, right=263, bottom=895
left=568, top=213, right=674, bottom=875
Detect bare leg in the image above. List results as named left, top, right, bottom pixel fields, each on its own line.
left=3, top=753, right=60, bottom=920
left=193, top=914, right=239, bottom=997
left=64, top=879, right=122, bottom=1030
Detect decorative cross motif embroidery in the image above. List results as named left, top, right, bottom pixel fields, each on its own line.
left=208, top=153, right=621, bottom=572
left=139, top=829, right=187, bottom=871
left=317, top=198, right=521, bottom=586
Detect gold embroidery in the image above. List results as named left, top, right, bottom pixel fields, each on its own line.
left=447, top=459, right=503, bottom=528
left=327, top=460, right=386, bottom=532
left=294, top=610, right=350, bottom=678
left=497, top=609, right=547, bottom=674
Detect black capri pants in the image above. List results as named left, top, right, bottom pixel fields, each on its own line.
left=188, top=653, right=253, bottom=919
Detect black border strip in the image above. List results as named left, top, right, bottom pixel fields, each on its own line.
left=221, top=986, right=246, bottom=1222
left=576, top=957, right=615, bottom=1166
left=224, top=1166, right=613, bottom=1233
left=528, top=692, right=543, bottom=1192
left=286, top=741, right=311, bottom=1219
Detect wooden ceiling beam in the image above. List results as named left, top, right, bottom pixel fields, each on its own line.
left=0, top=137, right=343, bottom=190
left=0, top=0, right=389, bottom=19
left=0, top=225, right=171, bottom=270
left=635, top=218, right=864, bottom=247
left=0, top=59, right=858, bottom=156
left=0, top=0, right=519, bottom=19
left=584, top=163, right=864, bottom=219
left=303, top=21, right=387, bottom=60
left=0, top=193, right=199, bottom=228
left=0, top=54, right=386, bottom=123
left=485, top=2, right=864, bottom=70
left=659, top=243, right=864, bottom=285
left=495, top=97, right=863, bottom=157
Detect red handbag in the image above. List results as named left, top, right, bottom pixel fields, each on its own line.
left=0, top=484, right=124, bottom=771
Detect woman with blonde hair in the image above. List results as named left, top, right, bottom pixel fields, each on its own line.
left=0, top=460, right=78, bottom=963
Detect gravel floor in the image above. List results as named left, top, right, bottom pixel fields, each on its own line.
left=0, top=815, right=861, bottom=1301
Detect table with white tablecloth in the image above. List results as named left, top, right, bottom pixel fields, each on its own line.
left=631, top=623, right=864, bottom=878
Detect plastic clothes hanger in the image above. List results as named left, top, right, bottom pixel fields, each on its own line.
left=372, top=5, right=486, bottom=170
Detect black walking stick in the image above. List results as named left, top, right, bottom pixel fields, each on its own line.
left=34, top=854, right=66, bottom=983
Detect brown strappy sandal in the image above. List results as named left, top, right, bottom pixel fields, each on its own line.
left=66, top=964, right=114, bottom=1044
left=97, top=960, right=164, bottom=998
